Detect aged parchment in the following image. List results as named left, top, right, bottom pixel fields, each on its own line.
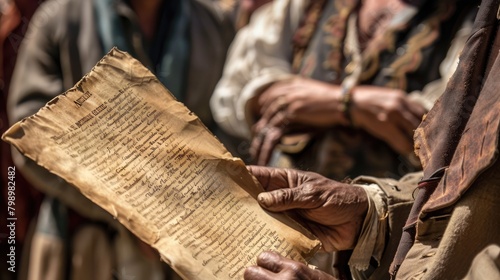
left=2, top=48, right=320, bottom=279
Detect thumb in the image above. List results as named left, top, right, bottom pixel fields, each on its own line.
left=257, top=187, right=316, bottom=212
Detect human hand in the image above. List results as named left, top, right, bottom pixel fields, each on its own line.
left=248, top=165, right=368, bottom=252
left=250, top=77, right=347, bottom=165
left=350, top=86, right=426, bottom=155
left=244, top=251, right=338, bottom=280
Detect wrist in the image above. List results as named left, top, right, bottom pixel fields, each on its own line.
left=348, top=183, right=388, bottom=273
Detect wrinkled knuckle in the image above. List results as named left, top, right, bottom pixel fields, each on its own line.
left=266, top=127, right=279, bottom=137
left=269, top=130, right=284, bottom=143
left=280, top=189, right=294, bottom=205
left=301, top=183, right=317, bottom=196
left=287, top=263, right=312, bottom=279
left=258, top=251, right=278, bottom=265
left=288, top=262, right=306, bottom=274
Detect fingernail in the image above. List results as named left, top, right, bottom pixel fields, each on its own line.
left=257, top=193, right=270, bottom=207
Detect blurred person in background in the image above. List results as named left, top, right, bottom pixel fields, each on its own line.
left=1, top=0, right=45, bottom=279
left=7, top=0, right=236, bottom=279
left=211, top=0, right=478, bottom=181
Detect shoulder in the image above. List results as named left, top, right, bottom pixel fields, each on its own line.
left=30, top=0, right=85, bottom=25
left=26, top=0, right=88, bottom=41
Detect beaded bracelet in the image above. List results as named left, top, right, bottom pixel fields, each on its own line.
left=339, top=85, right=354, bottom=126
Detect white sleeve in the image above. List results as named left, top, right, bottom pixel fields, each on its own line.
left=210, top=0, right=306, bottom=139
left=349, top=183, right=389, bottom=278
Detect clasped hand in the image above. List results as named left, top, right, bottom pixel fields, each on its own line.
left=250, top=77, right=425, bottom=165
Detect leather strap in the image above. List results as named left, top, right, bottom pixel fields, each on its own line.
left=389, top=167, right=446, bottom=278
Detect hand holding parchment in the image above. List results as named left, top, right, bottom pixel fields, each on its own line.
left=247, top=165, right=368, bottom=252
left=245, top=166, right=369, bottom=280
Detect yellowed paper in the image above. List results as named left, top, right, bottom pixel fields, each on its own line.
left=2, top=48, right=320, bottom=279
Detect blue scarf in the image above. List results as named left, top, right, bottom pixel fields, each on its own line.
left=93, top=0, right=190, bottom=100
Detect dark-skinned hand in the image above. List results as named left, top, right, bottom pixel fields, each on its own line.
left=250, top=77, right=347, bottom=165
left=247, top=165, right=368, bottom=252
left=244, top=251, right=338, bottom=280
left=244, top=166, right=369, bottom=280
left=349, top=86, right=425, bottom=156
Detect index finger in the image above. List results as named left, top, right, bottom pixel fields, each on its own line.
left=247, top=166, right=290, bottom=191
